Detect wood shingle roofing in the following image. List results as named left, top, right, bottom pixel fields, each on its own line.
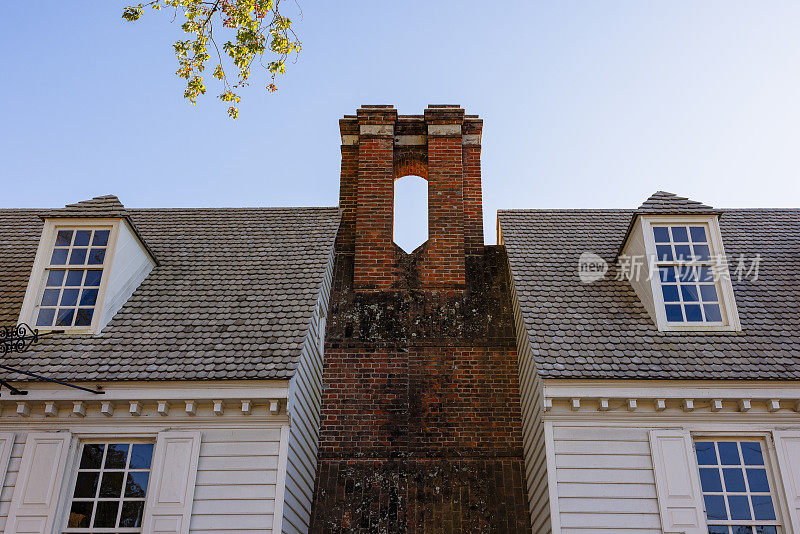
left=0, top=204, right=340, bottom=381
left=499, top=205, right=800, bottom=380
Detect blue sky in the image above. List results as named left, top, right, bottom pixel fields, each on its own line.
left=2, top=1, right=799, bottom=247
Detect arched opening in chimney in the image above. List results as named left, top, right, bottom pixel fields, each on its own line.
left=393, top=175, right=428, bottom=253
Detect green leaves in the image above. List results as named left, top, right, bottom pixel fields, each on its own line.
left=122, top=0, right=301, bottom=118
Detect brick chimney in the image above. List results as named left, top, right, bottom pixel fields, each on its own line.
left=337, top=105, right=484, bottom=291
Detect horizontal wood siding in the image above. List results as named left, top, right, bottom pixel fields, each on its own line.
left=283, top=247, right=334, bottom=533
left=0, top=427, right=282, bottom=533
left=510, top=275, right=550, bottom=533
left=552, top=426, right=660, bottom=532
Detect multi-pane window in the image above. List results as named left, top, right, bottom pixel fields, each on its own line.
left=36, top=228, right=110, bottom=328
left=64, top=442, right=154, bottom=533
left=652, top=224, right=723, bottom=323
left=695, top=439, right=780, bottom=534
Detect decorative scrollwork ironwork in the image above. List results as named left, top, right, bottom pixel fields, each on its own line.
left=1, top=323, right=42, bottom=355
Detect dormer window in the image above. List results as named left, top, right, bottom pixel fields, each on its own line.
left=35, top=227, right=112, bottom=328
left=618, top=192, right=741, bottom=332
left=18, top=195, right=158, bottom=335
left=651, top=223, right=722, bottom=324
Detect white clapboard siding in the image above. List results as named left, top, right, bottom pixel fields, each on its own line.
left=190, top=428, right=281, bottom=534
left=509, top=273, right=551, bottom=533
left=283, top=246, right=334, bottom=534
left=0, top=434, right=26, bottom=531
left=553, top=425, right=661, bottom=532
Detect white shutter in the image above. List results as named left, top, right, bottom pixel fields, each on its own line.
left=772, top=431, right=800, bottom=533
left=0, top=433, right=16, bottom=489
left=649, top=429, right=707, bottom=534
left=142, top=431, right=201, bottom=534
left=3, top=432, right=72, bottom=534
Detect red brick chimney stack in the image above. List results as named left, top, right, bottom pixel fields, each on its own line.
left=337, top=105, right=484, bottom=292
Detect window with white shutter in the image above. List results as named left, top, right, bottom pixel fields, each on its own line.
left=141, top=431, right=201, bottom=534
left=772, top=431, right=800, bottom=534
left=649, top=429, right=708, bottom=534
left=4, top=432, right=72, bottom=534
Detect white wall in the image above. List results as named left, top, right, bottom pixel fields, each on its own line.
left=282, top=247, right=335, bottom=534
left=509, top=265, right=551, bottom=534
left=0, top=394, right=288, bottom=534
left=99, top=219, right=155, bottom=330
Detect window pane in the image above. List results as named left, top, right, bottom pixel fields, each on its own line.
left=84, top=270, right=102, bottom=286
left=50, top=248, right=68, bottom=265
left=46, top=269, right=66, bottom=286
left=56, top=230, right=73, bottom=246
left=68, top=248, right=87, bottom=265
left=680, top=285, right=699, bottom=302
left=41, top=289, right=60, bottom=307
left=92, top=230, right=110, bottom=246
left=659, top=266, right=676, bottom=283
left=704, top=304, right=722, bottom=322
left=675, top=244, right=692, bottom=260
left=723, top=468, right=746, bottom=492
left=690, top=226, right=707, bottom=242
left=88, top=248, right=105, bottom=265
left=65, top=270, right=84, bottom=286
left=125, top=471, right=150, bottom=497
left=99, top=471, right=124, bottom=497
left=36, top=308, right=55, bottom=327
left=752, top=495, right=776, bottom=521
left=80, top=444, right=104, bottom=469
left=120, top=500, right=145, bottom=528
left=105, top=444, right=129, bottom=469
left=756, top=527, right=778, bottom=534
left=718, top=442, right=741, bottom=465
left=80, top=288, right=98, bottom=306
left=746, top=468, right=769, bottom=492
left=656, top=245, right=674, bottom=261
left=741, top=443, right=764, bottom=466
left=130, top=444, right=154, bottom=469
left=696, top=442, right=718, bottom=465
left=55, top=308, right=74, bottom=326
left=684, top=304, right=703, bottom=322
left=693, top=244, right=711, bottom=261
left=704, top=494, right=727, bottom=520
left=665, top=304, right=683, bottom=322
left=699, top=468, right=722, bottom=491
left=60, top=289, right=79, bottom=307
left=671, top=226, right=689, bottom=242
left=74, top=230, right=91, bottom=246
left=68, top=501, right=93, bottom=528
left=93, top=500, right=120, bottom=527
left=662, top=285, right=680, bottom=302
left=700, top=285, right=718, bottom=302
left=653, top=227, right=670, bottom=242
left=74, top=309, right=93, bottom=326
left=728, top=495, right=751, bottom=519
left=698, top=266, right=714, bottom=282
left=733, top=528, right=754, bottom=534
left=678, top=266, right=696, bottom=282
left=708, top=527, right=730, bottom=534
left=73, top=471, right=100, bottom=498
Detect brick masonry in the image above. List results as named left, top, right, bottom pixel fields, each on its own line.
left=309, top=106, right=530, bottom=533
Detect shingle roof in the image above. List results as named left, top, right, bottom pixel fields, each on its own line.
left=637, top=191, right=718, bottom=214
left=47, top=194, right=129, bottom=218
left=499, top=206, right=800, bottom=381
left=0, top=205, right=340, bottom=381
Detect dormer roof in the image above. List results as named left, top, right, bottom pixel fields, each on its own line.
left=44, top=194, right=129, bottom=218
left=636, top=191, right=719, bottom=214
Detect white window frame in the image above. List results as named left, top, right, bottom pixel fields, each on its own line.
left=61, top=438, right=156, bottom=533
left=692, top=435, right=785, bottom=533
left=18, top=218, right=122, bottom=334
left=641, top=215, right=741, bottom=332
